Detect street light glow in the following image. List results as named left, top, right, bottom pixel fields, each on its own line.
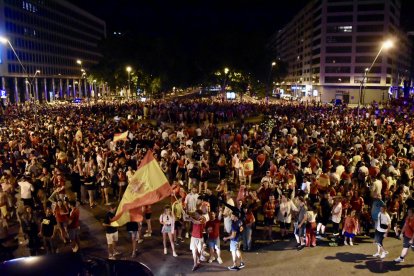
left=76, top=59, right=82, bottom=65
left=271, top=61, right=276, bottom=66
left=382, top=39, right=393, bottom=50
left=126, top=66, right=132, bottom=72
left=0, top=36, right=8, bottom=44
left=224, top=67, right=229, bottom=74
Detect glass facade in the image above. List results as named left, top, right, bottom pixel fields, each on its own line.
left=0, top=0, right=106, bottom=102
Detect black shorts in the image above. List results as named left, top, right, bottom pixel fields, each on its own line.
left=279, top=221, right=291, bottom=229
left=264, top=217, right=274, bottom=226
left=145, top=213, right=152, bottom=220
left=319, top=216, right=330, bottom=226
left=402, top=236, right=412, bottom=249
left=175, top=220, right=182, bottom=228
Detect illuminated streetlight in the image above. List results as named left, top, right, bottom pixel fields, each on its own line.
left=357, top=39, right=394, bottom=123
left=126, top=66, right=132, bottom=99
left=76, top=59, right=82, bottom=65
left=224, top=67, right=229, bottom=74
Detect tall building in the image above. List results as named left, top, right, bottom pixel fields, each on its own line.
left=268, top=0, right=412, bottom=104
left=0, top=0, right=106, bottom=103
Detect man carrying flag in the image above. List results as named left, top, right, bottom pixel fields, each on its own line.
left=110, top=150, right=171, bottom=227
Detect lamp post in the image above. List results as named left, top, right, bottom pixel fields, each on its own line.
left=222, top=67, right=229, bottom=101
left=76, top=59, right=83, bottom=98
left=126, top=66, right=132, bottom=99
left=357, top=40, right=393, bottom=124
left=26, top=70, right=40, bottom=102
left=0, top=37, right=46, bottom=104
left=266, top=61, right=276, bottom=104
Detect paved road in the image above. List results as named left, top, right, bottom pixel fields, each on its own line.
left=9, top=199, right=412, bottom=276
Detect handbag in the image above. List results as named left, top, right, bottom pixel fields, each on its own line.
left=379, top=214, right=388, bottom=230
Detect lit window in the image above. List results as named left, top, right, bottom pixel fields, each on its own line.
left=338, top=26, right=352, bottom=32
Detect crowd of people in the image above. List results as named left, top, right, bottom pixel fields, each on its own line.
left=0, top=98, right=413, bottom=271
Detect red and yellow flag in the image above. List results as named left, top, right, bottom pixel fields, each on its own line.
left=113, top=131, right=128, bottom=142
left=111, top=150, right=171, bottom=226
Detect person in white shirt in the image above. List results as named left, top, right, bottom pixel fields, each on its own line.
left=331, top=197, right=342, bottom=236
left=18, top=176, right=35, bottom=207
left=277, top=194, right=298, bottom=238
left=223, top=191, right=235, bottom=234
left=184, top=187, right=199, bottom=238
left=370, top=176, right=382, bottom=199
left=373, top=205, right=391, bottom=259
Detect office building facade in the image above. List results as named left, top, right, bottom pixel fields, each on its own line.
left=0, top=0, right=106, bottom=103
left=269, top=0, right=412, bottom=104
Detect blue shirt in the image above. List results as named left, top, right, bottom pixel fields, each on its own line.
left=371, top=199, right=384, bottom=221
left=231, top=220, right=243, bottom=242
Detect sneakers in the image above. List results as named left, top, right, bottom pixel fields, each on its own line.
left=208, top=257, right=216, bottom=263
left=143, top=233, right=152, bottom=238
left=239, top=262, right=245, bottom=269
left=185, top=232, right=189, bottom=239
left=344, top=240, right=348, bottom=246
left=394, top=257, right=405, bottom=263
left=373, top=253, right=381, bottom=257
left=350, top=241, right=354, bottom=246
left=173, top=251, right=178, bottom=257
left=228, top=265, right=239, bottom=271
left=137, top=239, right=144, bottom=244
left=217, top=257, right=223, bottom=264
left=380, top=252, right=387, bottom=259
left=164, top=248, right=167, bottom=255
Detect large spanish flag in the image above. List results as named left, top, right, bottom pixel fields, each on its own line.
left=113, top=131, right=128, bottom=142
left=111, top=150, right=171, bottom=226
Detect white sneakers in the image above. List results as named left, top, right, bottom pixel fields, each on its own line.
left=349, top=241, right=353, bottom=246
left=373, top=251, right=388, bottom=258
left=208, top=257, right=216, bottom=263
left=173, top=251, right=178, bottom=257
left=144, top=233, right=152, bottom=238
left=394, top=257, right=404, bottom=263
left=164, top=248, right=167, bottom=255
left=217, top=257, right=223, bottom=264
left=344, top=240, right=348, bottom=246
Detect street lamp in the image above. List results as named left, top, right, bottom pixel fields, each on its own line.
left=76, top=59, right=83, bottom=98
left=222, top=67, right=229, bottom=101
left=266, top=61, right=276, bottom=103
left=26, top=70, right=40, bottom=101
left=126, top=66, right=132, bottom=99
left=357, top=39, right=394, bottom=124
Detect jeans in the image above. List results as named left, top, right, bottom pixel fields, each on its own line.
left=242, top=226, right=252, bottom=250
left=43, top=236, right=55, bottom=254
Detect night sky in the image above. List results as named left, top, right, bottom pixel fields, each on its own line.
left=71, top=0, right=414, bottom=37
left=68, top=0, right=414, bottom=87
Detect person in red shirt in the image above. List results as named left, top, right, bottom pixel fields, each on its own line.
left=350, top=191, right=364, bottom=214
left=243, top=205, right=255, bottom=251
left=54, top=199, right=69, bottom=244
left=187, top=210, right=206, bottom=271
left=342, top=210, right=358, bottom=246
left=394, top=208, right=414, bottom=263
left=205, top=211, right=223, bottom=264
left=67, top=200, right=80, bottom=252
left=263, top=195, right=277, bottom=240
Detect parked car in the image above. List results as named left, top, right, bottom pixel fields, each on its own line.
left=0, top=253, right=153, bottom=276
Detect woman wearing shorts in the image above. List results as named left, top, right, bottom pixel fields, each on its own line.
left=373, top=205, right=391, bottom=259
left=277, top=194, right=297, bottom=239
left=159, top=205, right=177, bottom=257
left=54, top=199, right=69, bottom=244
